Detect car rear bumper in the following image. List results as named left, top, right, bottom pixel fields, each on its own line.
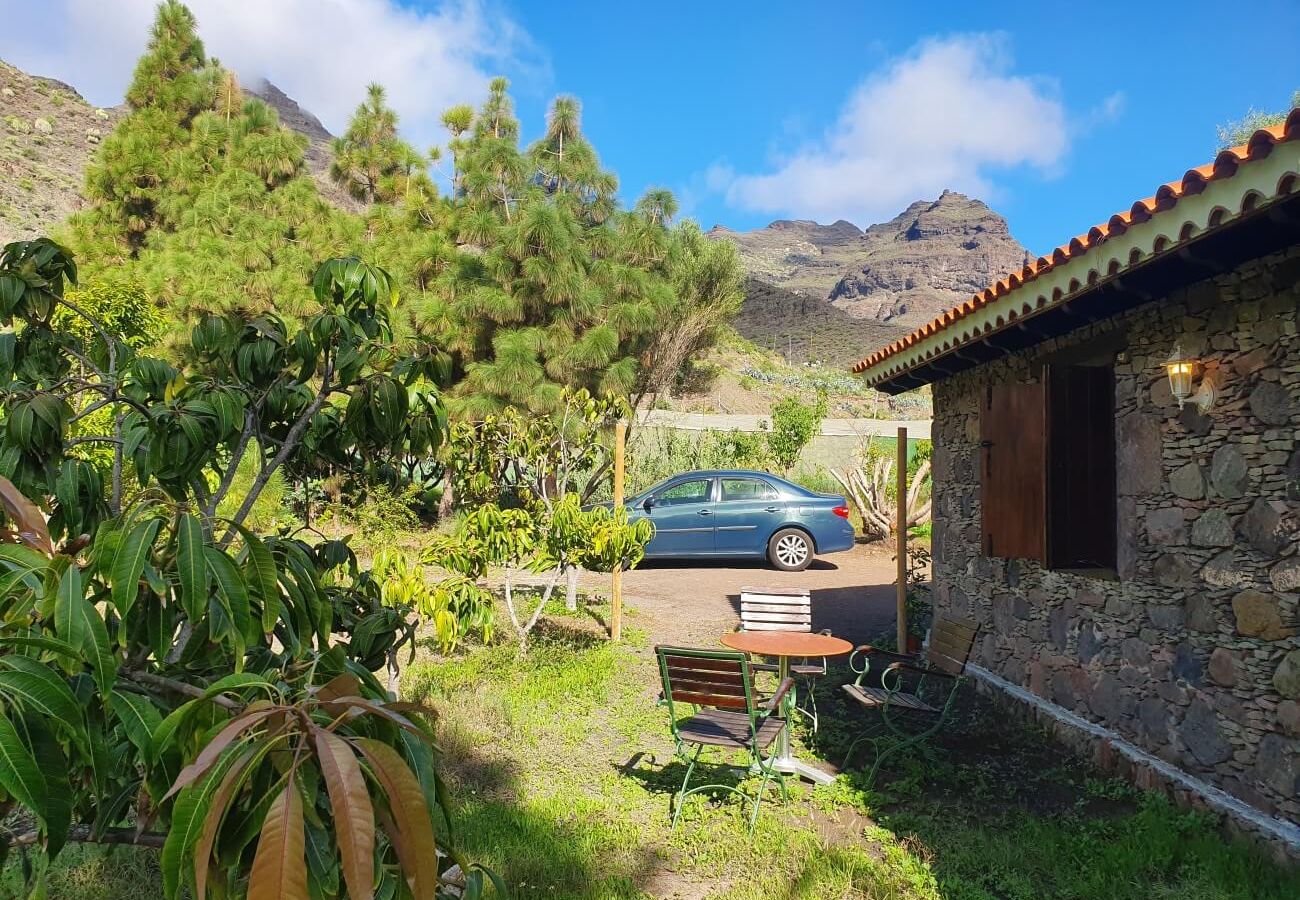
left=817, top=523, right=856, bottom=554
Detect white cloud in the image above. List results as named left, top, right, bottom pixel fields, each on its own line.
left=0, top=0, right=544, bottom=150
left=716, top=34, right=1075, bottom=226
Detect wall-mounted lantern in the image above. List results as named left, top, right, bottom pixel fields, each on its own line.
left=1166, top=343, right=1215, bottom=413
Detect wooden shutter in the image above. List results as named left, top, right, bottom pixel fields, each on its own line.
left=1046, top=364, right=1116, bottom=570
left=980, top=380, right=1046, bottom=561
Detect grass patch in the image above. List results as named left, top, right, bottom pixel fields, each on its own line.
left=10, top=602, right=1299, bottom=899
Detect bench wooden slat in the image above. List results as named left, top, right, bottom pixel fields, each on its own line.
left=741, top=621, right=813, bottom=632
left=670, top=691, right=749, bottom=710
left=741, top=601, right=812, bottom=614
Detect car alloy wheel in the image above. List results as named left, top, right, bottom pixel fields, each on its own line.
left=771, top=530, right=810, bottom=571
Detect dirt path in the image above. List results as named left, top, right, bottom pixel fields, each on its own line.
left=578, top=542, right=900, bottom=648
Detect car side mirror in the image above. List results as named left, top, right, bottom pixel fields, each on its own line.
left=643, top=496, right=655, bottom=511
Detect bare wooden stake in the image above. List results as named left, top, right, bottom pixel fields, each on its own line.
left=611, top=419, right=627, bottom=642
left=896, top=426, right=908, bottom=652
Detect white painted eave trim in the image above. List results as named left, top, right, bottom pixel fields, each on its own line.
left=856, top=145, right=1300, bottom=388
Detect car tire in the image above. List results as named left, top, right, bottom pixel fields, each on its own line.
left=768, top=528, right=812, bottom=572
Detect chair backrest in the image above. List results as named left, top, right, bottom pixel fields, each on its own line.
left=655, top=646, right=756, bottom=714
left=739, top=586, right=811, bottom=632
left=925, top=616, right=979, bottom=676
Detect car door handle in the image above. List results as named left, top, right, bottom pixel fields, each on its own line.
left=764, top=506, right=779, bottom=513
left=696, top=509, right=712, bottom=516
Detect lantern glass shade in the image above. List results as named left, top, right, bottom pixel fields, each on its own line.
left=1166, top=344, right=1196, bottom=407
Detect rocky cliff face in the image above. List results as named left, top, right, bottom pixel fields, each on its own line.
left=712, top=190, right=1030, bottom=363
left=828, top=190, right=1030, bottom=330
left=0, top=59, right=125, bottom=245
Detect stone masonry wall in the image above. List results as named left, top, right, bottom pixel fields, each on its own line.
left=930, top=244, right=1300, bottom=826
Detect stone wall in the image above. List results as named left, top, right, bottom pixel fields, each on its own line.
left=929, top=244, right=1300, bottom=830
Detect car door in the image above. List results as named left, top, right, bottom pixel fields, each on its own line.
left=642, top=476, right=717, bottom=556
left=713, top=476, right=781, bottom=555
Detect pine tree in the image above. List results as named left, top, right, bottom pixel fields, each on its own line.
left=80, top=0, right=215, bottom=253
left=330, top=83, right=432, bottom=203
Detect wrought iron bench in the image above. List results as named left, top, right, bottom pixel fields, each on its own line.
left=840, top=615, right=980, bottom=785
left=654, top=645, right=793, bottom=834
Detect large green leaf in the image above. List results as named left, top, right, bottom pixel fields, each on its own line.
left=233, top=525, right=280, bottom=634
left=110, top=690, right=162, bottom=759
left=205, top=547, right=251, bottom=663
left=150, top=673, right=276, bottom=765
left=53, top=566, right=115, bottom=696
left=26, top=717, right=71, bottom=857
left=0, top=712, right=46, bottom=824
left=175, top=513, right=207, bottom=621
left=110, top=517, right=160, bottom=617
left=0, top=655, right=86, bottom=746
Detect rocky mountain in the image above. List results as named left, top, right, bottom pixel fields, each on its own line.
left=0, top=59, right=360, bottom=245
left=712, top=190, right=1030, bottom=366
left=0, top=59, right=124, bottom=246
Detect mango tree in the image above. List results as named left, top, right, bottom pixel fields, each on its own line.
left=0, top=238, right=497, bottom=898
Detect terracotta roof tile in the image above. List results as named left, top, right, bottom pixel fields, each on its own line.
left=851, top=108, right=1300, bottom=375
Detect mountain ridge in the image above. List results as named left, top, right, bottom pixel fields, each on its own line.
left=710, top=189, right=1030, bottom=366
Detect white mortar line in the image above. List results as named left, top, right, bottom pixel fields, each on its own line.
left=965, top=662, right=1300, bottom=851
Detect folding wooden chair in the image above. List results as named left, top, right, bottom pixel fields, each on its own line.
left=654, top=645, right=792, bottom=835
left=840, top=616, right=979, bottom=785
left=739, top=586, right=828, bottom=730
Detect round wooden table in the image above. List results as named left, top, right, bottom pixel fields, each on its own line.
left=720, top=630, right=853, bottom=784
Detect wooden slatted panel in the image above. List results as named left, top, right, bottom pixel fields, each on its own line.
left=981, top=380, right=1047, bottom=562
left=741, top=587, right=812, bottom=633
left=659, top=650, right=752, bottom=711
left=925, top=617, right=978, bottom=675
left=1046, top=364, right=1117, bottom=570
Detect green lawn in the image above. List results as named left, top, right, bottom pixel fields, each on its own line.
left=10, top=601, right=1299, bottom=899
left=398, top=603, right=1300, bottom=900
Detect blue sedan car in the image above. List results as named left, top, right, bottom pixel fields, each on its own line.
left=623, top=470, right=855, bottom=571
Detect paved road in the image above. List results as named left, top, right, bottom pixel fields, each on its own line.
left=578, top=543, right=899, bottom=648
left=635, top=410, right=931, bottom=439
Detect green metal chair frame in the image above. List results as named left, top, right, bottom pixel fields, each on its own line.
left=654, top=645, right=793, bottom=834
left=839, top=616, right=979, bottom=786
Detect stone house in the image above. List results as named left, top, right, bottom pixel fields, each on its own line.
left=850, top=110, right=1300, bottom=857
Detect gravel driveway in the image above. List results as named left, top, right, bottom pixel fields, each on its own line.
left=578, top=542, right=900, bottom=648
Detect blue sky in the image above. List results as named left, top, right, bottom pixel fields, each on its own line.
left=3, top=0, right=1298, bottom=255
left=498, top=0, right=1300, bottom=254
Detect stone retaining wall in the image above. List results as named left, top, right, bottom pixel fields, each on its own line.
left=930, top=244, right=1300, bottom=838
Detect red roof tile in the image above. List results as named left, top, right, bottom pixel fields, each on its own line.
left=850, top=108, right=1300, bottom=375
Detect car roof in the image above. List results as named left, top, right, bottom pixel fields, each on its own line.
left=669, top=469, right=778, bottom=478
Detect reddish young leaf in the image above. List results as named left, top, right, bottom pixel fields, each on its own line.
left=355, top=738, right=438, bottom=900
left=314, top=727, right=375, bottom=900
left=247, top=774, right=308, bottom=900
left=319, top=696, right=427, bottom=740
left=193, top=747, right=257, bottom=900
left=0, top=475, right=53, bottom=556
left=162, top=707, right=278, bottom=805
left=313, top=673, right=361, bottom=703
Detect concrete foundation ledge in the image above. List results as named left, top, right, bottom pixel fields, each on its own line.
left=965, top=663, right=1300, bottom=865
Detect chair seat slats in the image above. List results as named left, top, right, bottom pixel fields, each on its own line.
left=676, top=709, right=785, bottom=749
left=841, top=683, right=937, bottom=713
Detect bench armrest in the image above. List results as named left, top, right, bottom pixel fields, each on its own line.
left=885, top=661, right=957, bottom=680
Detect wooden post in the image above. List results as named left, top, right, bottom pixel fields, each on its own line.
left=611, top=419, right=627, bottom=642
left=896, top=426, right=908, bottom=652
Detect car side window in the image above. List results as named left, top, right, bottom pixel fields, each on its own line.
left=719, top=478, right=777, bottom=502
left=655, top=478, right=712, bottom=506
